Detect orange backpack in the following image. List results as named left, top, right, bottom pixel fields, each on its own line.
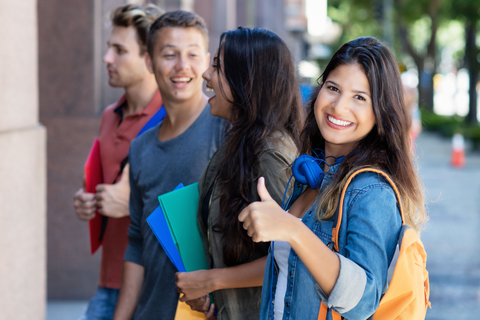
left=318, top=168, right=431, bottom=320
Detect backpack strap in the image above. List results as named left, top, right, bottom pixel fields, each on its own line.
left=331, top=168, right=405, bottom=252
left=136, top=106, right=166, bottom=137
left=318, top=302, right=343, bottom=320
left=319, top=169, right=406, bottom=320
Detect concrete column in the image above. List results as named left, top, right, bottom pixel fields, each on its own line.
left=39, top=0, right=99, bottom=299
left=0, top=0, right=47, bottom=319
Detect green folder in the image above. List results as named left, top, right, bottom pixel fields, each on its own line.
left=158, top=183, right=208, bottom=272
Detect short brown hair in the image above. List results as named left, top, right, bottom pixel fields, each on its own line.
left=147, top=10, right=209, bottom=57
left=111, top=4, right=164, bottom=54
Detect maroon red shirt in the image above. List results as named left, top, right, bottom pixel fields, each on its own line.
left=97, top=90, right=162, bottom=289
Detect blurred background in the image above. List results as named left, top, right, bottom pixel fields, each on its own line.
left=1, top=0, right=479, bottom=319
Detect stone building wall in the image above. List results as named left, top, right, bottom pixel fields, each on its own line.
left=0, top=0, right=47, bottom=319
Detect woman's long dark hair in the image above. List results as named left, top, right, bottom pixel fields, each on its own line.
left=301, top=37, right=426, bottom=232
left=214, top=27, right=303, bottom=266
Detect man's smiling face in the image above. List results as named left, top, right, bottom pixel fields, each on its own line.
left=147, top=27, right=209, bottom=104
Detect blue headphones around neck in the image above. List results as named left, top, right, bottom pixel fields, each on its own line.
left=291, top=150, right=345, bottom=190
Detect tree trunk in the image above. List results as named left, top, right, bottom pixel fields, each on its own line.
left=398, top=23, right=436, bottom=112
left=468, top=71, right=479, bottom=123
left=419, top=69, right=435, bottom=112
left=397, top=0, right=441, bottom=112
left=465, top=21, right=479, bottom=124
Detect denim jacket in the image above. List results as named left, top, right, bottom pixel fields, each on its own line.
left=259, top=164, right=402, bottom=320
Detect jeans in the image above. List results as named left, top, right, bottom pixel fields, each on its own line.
left=79, top=286, right=120, bottom=320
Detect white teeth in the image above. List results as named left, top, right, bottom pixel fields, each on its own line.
left=328, top=115, right=352, bottom=126
left=171, top=77, right=192, bottom=82
left=206, top=87, right=214, bottom=92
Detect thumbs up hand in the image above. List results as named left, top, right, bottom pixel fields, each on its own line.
left=238, top=177, right=296, bottom=243
left=95, top=164, right=131, bottom=218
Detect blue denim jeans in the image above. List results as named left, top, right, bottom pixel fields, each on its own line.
left=79, top=286, right=119, bottom=320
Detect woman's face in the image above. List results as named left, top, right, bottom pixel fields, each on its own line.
left=314, top=63, right=376, bottom=156
left=202, top=49, right=233, bottom=121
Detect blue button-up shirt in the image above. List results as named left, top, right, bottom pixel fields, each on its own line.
left=260, top=164, right=402, bottom=320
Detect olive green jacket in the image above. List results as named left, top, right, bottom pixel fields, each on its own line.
left=197, top=131, right=298, bottom=320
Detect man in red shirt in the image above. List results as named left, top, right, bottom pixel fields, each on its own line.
left=73, top=4, right=164, bottom=319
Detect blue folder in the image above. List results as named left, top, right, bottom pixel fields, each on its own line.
left=147, top=183, right=186, bottom=272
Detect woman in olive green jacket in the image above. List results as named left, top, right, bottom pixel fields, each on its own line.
left=175, top=27, right=303, bottom=320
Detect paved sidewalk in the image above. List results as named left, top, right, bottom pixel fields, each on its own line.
left=416, top=132, right=480, bottom=319
left=47, top=300, right=87, bottom=320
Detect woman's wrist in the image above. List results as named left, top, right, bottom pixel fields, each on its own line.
left=208, top=268, right=223, bottom=292
left=285, top=216, right=309, bottom=246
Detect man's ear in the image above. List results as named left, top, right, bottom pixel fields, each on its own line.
left=145, top=53, right=154, bottom=74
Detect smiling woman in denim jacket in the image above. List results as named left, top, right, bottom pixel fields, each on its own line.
left=239, top=37, right=428, bottom=320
